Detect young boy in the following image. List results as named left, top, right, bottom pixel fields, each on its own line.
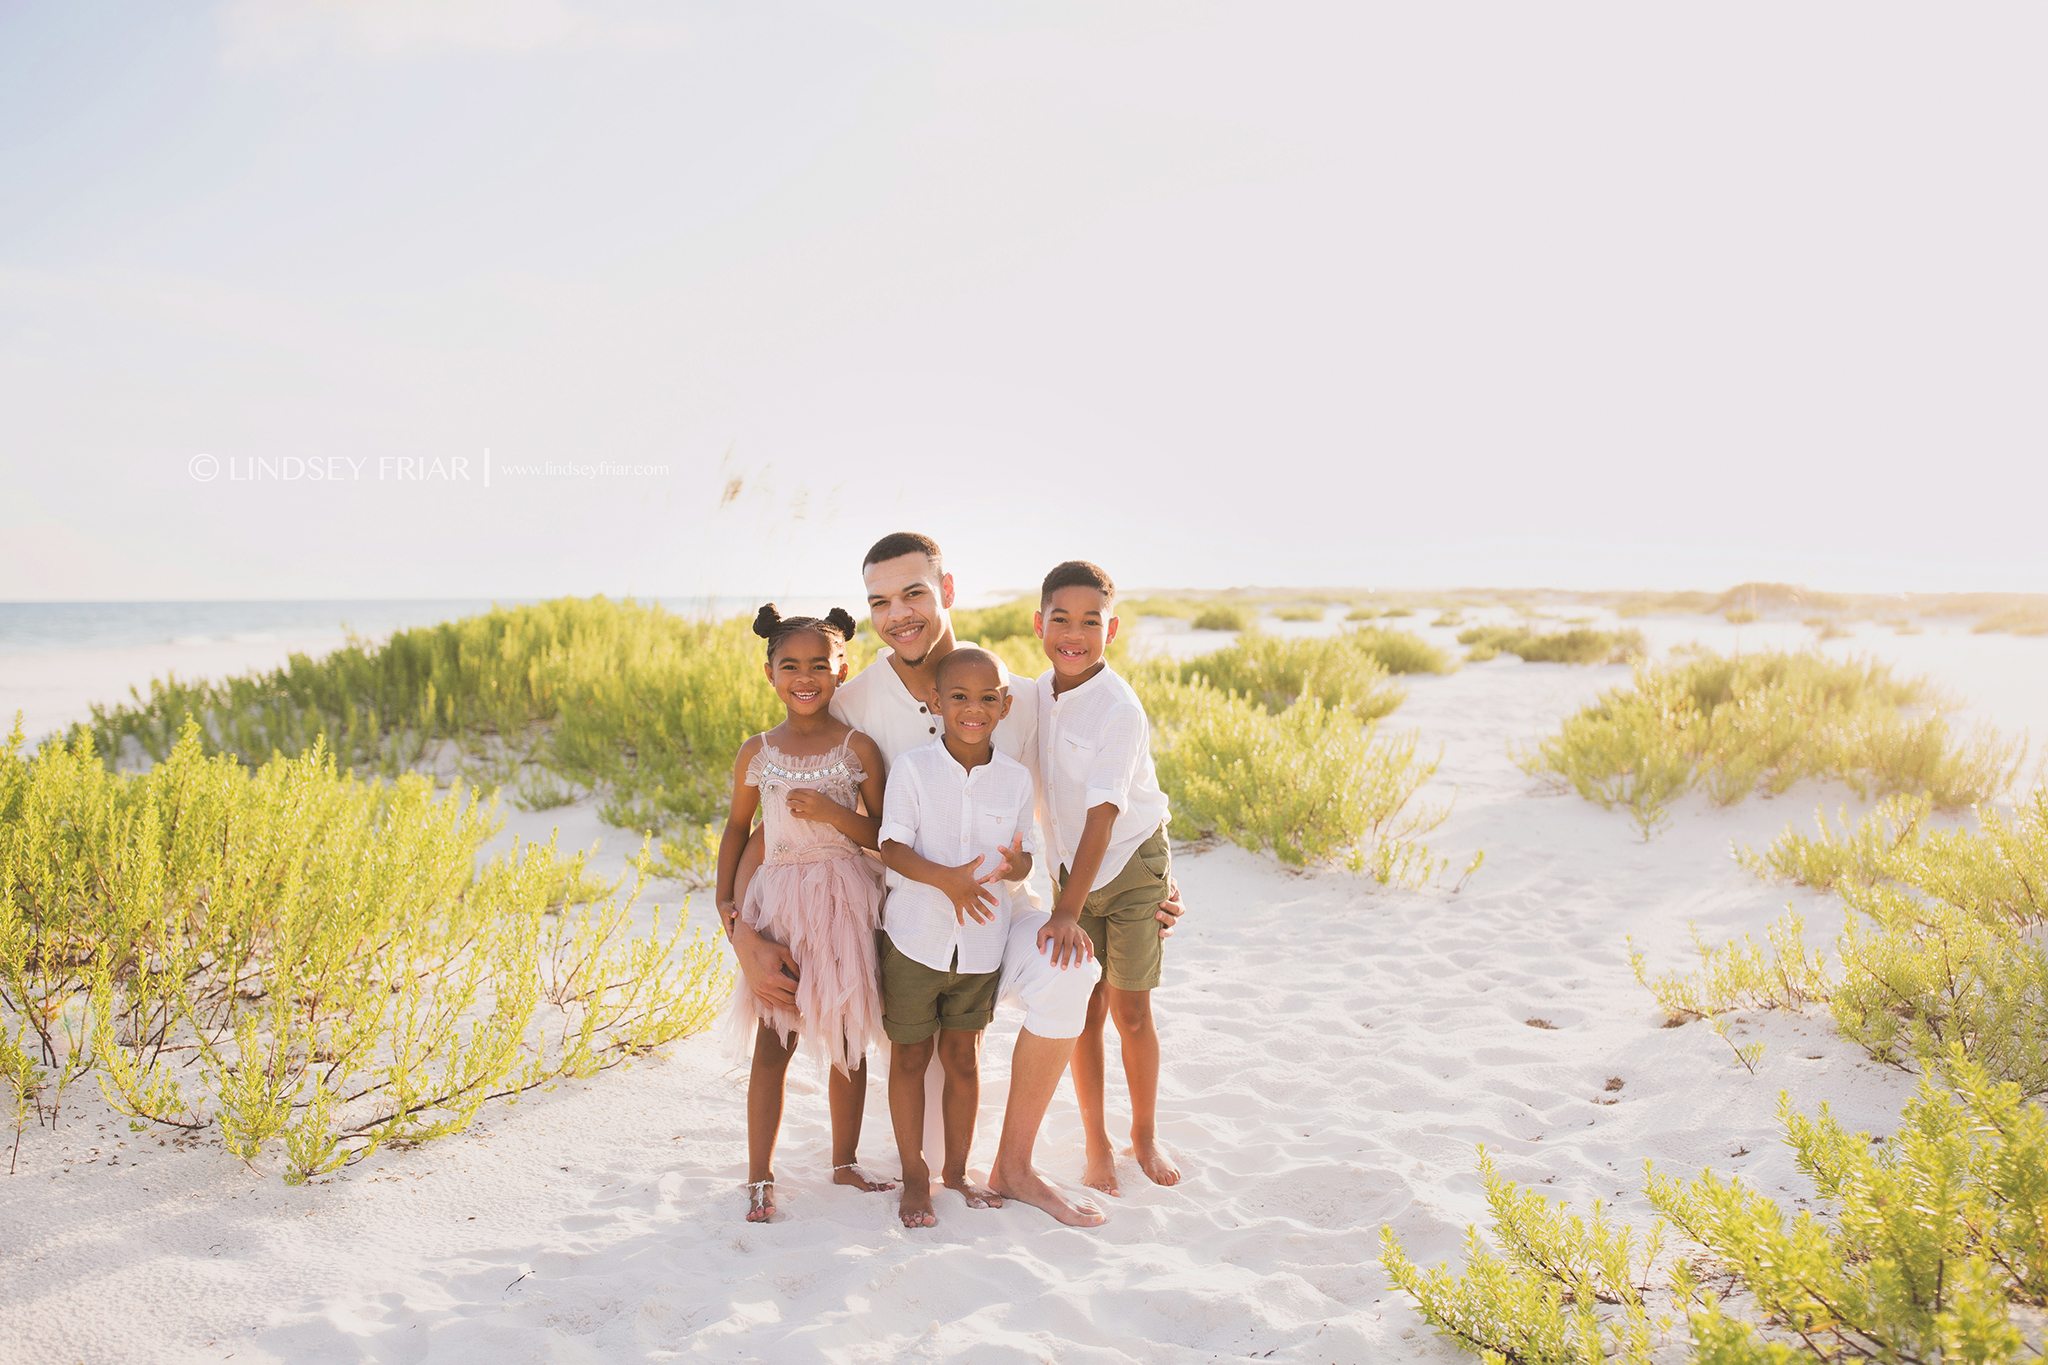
left=877, top=646, right=1038, bottom=1229
left=1033, top=560, right=1181, bottom=1196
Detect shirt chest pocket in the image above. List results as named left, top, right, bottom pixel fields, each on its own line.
left=1058, top=734, right=1095, bottom=781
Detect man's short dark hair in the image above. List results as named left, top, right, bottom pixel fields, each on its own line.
left=863, top=532, right=944, bottom=575
left=1040, top=560, right=1116, bottom=608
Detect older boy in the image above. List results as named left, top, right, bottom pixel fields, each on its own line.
left=1035, top=560, right=1181, bottom=1195
left=876, top=647, right=1040, bottom=1228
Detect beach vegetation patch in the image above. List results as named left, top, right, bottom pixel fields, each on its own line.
left=1190, top=603, right=1253, bottom=632
left=1387, top=1056, right=2048, bottom=1361
left=1458, top=624, right=1644, bottom=665
left=0, top=720, right=725, bottom=1180
left=1976, top=603, right=2048, bottom=637
left=1137, top=677, right=1445, bottom=882
left=1521, top=650, right=2020, bottom=838
left=1272, top=605, right=1323, bottom=622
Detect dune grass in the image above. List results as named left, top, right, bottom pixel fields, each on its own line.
left=1522, top=650, right=2021, bottom=838
left=1136, top=678, right=1444, bottom=880
left=1343, top=607, right=1380, bottom=621
left=69, top=598, right=787, bottom=838
left=1976, top=603, right=2048, bottom=636
left=1190, top=602, right=1253, bottom=632
left=1384, top=1052, right=2048, bottom=1363
left=1457, top=624, right=1644, bottom=665
left=1272, top=605, right=1323, bottom=622
left=0, top=720, right=725, bottom=1180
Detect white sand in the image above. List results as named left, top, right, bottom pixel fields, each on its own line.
left=2, top=614, right=2042, bottom=1363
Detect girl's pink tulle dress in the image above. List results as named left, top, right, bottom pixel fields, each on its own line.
left=720, top=737, right=885, bottom=1076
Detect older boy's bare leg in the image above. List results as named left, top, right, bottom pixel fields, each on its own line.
left=989, top=1030, right=1107, bottom=1227
left=936, top=1030, right=1002, bottom=1209
left=1107, top=985, right=1179, bottom=1186
left=889, top=1038, right=938, bottom=1228
left=1072, top=982, right=1120, bottom=1195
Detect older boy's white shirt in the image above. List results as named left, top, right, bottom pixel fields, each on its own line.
left=1037, top=665, right=1171, bottom=892
left=830, top=647, right=1040, bottom=778
left=876, top=740, right=1040, bottom=974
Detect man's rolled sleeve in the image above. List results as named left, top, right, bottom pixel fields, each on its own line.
left=1082, top=705, right=1146, bottom=814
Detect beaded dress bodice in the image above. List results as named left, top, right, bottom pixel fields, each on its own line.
left=746, top=739, right=866, bottom=865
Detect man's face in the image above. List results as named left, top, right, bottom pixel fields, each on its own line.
left=1035, top=586, right=1118, bottom=680
left=932, top=656, right=1011, bottom=750
left=863, top=552, right=954, bottom=666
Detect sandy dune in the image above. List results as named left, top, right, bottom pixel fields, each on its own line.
left=1, top=613, right=2039, bottom=1363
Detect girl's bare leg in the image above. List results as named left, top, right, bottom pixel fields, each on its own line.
left=828, top=1054, right=895, bottom=1192
left=747, top=1022, right=795, bottom=1220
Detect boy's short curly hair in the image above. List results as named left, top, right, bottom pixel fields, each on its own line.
left=1040, top=560, right=1116, bottom=608
left=862, top=531, right=943, bottom=576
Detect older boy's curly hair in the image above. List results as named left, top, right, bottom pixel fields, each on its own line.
left=1040, top=560, right=1116, bottom=608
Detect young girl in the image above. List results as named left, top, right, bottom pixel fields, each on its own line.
left=715, top=604, right=893, bottom=1222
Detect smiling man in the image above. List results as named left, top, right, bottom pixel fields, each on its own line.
left=728, top=531, right=1186, bottom=1226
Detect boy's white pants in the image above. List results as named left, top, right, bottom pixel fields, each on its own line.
left=918, top=906, right=1099, bottom=1165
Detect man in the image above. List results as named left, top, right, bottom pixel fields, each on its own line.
left=727, top=531, right=1187, bottom=1226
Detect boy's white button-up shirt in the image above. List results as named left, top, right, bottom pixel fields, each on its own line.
left=876, top=739, right=1040, bottom=974
left=1036, top=665, right=1171, bottom=892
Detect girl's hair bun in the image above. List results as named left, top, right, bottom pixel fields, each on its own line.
left=752, top=603, right=783, bottom=639
left=825, top=607, right=858, bottom=638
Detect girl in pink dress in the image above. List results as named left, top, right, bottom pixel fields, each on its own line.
left=714, top=605, right=893, bottom=1222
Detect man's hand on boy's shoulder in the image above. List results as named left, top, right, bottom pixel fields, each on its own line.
left=1156, top=874, right=1185, bottom=939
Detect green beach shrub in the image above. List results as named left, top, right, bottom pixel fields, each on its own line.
left=1737, top=790, right=2048, bottom=1096
left=1344, top=606, right=1381, bottom=622
left=1522, top=650, right=2020, bottom=837
left=0, top=720, right=725, bottom=1180
left=1458, top=624, right=1645, bottom=665
left=1273, top=605, right=1323, bottom=622
left=1137, top=677, right=1444, bottom=881
left=1191, top=603, right=1253, bottom=632
left=1385, top=1056, right=2048, bottom=1363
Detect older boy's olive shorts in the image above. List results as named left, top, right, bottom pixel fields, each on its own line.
left=1057, top=823, right=1171, bottom=992
left=879, top=934, right=999, bottom=1045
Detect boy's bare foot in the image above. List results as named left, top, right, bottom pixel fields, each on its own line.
left=833, top=1162, right=897, bottom=1193
left=1081, top=1144, right=1122, bottom=1197
left=1130, top=1136, right=1181, bottom=1187
left=943, top=1170, right=1005, bottom=1210
left=990, top=1160, right=1108, bottom=1227
left=745, top=1179, right=775, bottom=1222
left=898, top=1182, right=937, bottom=1229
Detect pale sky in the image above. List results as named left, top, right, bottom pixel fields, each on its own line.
left=3, top=2, right=2044, bottom=604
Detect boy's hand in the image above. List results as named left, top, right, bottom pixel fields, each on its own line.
left=938, top=860, right=1001, bottom=925
left=982, top=834, right=1026, bottom=883
left=1037, top=914, right=1095, bottom=969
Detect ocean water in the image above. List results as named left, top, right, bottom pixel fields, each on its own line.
left=0, top=595, right=886, bottom=655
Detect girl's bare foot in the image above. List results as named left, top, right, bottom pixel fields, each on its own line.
left=1130, top=1136, right=1181, bottom=1187
left=898, top=1182, right=937, bottom=1229
left=1081, top=1144, right=1122, bottom=1197
left=833, top=1162, right=897, bottom=1193
left=989, top=1160, right=1109, bottom=1227
left=745, top=1179, right=775, bottom=1222
left=942, top=1170, right=1005, bottom=1210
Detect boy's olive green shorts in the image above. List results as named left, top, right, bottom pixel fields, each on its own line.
left=1056, top=823, right=1172, bottom=992
left=879, top=933, right=1000, bottom=1045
